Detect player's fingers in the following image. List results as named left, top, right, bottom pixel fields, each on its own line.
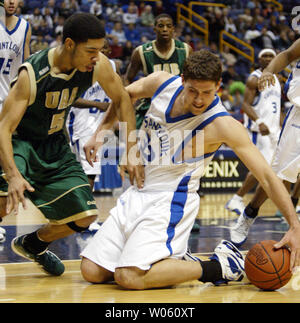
left=273, top=238, right=286, bottom=249
left=85, top=147, right=94, bottom=167
left=8, top=191, right=19, bottom=215
left=6, top=194, right=13, bottom=215
left=25, top=182, right=35, bottom=193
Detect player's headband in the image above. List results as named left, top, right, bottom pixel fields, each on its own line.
left=258, top=48, right=276, bottom=58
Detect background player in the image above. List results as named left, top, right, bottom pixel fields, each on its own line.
left=124, top=13, right=193, bottom=129
left=226, top=48, right=282, bottom=216
left=81, top=50, right=300, bottom=290
left=0, top=0, right=31, bottom=242
left=0, top=13, right=141, bottom=276
left=230, top=39, right=300, bottom=253
left=66, top=39, right=117, bottom=231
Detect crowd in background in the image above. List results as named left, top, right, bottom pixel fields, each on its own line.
left=17, top=0, right=300, bottom=122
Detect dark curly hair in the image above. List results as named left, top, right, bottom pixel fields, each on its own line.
left=182, top=50, right=222, bottom=84
left=63, top=13, right=106, bottom=44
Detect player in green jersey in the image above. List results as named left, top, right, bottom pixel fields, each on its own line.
left=124, top=13, right=193, bottom=129
left=0, top=13, right=143, bottom=276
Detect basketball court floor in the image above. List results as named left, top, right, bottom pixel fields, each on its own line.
left=0, top=192, right=299, bottom=303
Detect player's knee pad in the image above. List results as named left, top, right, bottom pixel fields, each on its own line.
left=67, top=221, right=89, bottom=232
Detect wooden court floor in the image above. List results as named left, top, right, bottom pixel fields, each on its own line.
left=0, top=193, right=300, bottom=303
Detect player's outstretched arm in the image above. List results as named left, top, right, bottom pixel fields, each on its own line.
left=0, top=68, right=35, bottom=215
left=217, top=117, right=300, bottom=270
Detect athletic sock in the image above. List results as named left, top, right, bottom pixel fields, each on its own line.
left=23, top=231, right=50, bottom=255
left=244, top=203, right=259, bottom=219
left=199, top=259, right=223, bottom=283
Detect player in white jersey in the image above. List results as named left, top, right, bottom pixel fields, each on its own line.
left=80, top=50, right=300, bottom=290
left=66, top=59, right=116, bottom=187
left=0, top=0, right=31, bottom=111
left=0, top=0, right=31, bottom=242
left=226, top=48, right=282, bottom=216
left=229, top=39, right=300, bottom=247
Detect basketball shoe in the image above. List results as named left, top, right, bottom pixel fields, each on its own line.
left=210, top=240, right=245, bottom=285
left=11, top=235, right=65, bottom=276
left=225, top=195, right=245, bottom=215
left=230, top=212, right=255, bottom=246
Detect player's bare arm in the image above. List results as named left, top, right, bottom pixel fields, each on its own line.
left=124, top=47, right=143, bottom=85
left=259, top=39, right=300, bottom=91
left=242, top=76, right=270, bottom=135
left=126, top=71, right=172, bottom=101
left=211, top=116, right=300, bottom=269
left=0, top=68, right=35, bottom=215
left=24, top=23, right=32, bottom=60
left=72, top=98, right=109, bottom=111
left=94, top=53, right=144, bottom=187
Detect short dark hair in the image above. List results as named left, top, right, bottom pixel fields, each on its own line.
left=154, top=13, right=173, bottom=25
left=183, top=50, right=222, bottom=83
left=63, top=13, right=106, bottom=43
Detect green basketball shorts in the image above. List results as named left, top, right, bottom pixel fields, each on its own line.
left=0, top=133, right=98, bottom=224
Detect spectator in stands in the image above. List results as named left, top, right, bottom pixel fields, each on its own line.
left=225, top=17, right=237, bottom=34
left=140, top=5, right=155, bottom=27
left=90, top=0, right=103, bottom=20
left=109, top=21, right=127, bottom=45
left=221, top=45, right=237, bottom=67
left=54, top=16, right=65, bottom=36
left=254, top=26, right=276, bottom=49
left=49, top=32, right=63, bottom=48
left=106, top=4, right=123, bottom=23
left=153, top=1, right=164, bottom=16
left=28, top=8, right=44, bottom=36
left=43, top=7, right=54, bottom=31
left=208, top=8, right=225, bottom=45
left=122, top=4, right=138, bottom=25
left=57, top=0, right=75, bottom=19
left=30, top=32, right=48, bottom=54
left=124, top=23, right=140, bottom=45
left=18, top=0, right=29, bottom=15
left=109, top=35, right=123, bottom=59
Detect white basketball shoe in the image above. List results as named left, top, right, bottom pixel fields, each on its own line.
left=230, top=212, right=255, bottom=246
left=210, top=240, right=245, bottom=285
left=225, top=195, right=245, bottom=215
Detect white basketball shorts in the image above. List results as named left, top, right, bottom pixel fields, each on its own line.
left=271, top=105, right=300, bottom=183
left=248, top=129, right=279, bottom=164
left=81, top=186, right=200, bottom=271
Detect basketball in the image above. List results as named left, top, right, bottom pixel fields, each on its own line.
left=245, top=240, right=292, bottom=291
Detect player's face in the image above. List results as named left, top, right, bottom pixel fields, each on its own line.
left=259, top=53, right=275, bottom=70
left=4, top=0, right=19, bottom=16
left=182, top=78, right=221, bottom=115
left=154, top=18, right=174, bottom=42
left=70, top=38, right=105, bottom=72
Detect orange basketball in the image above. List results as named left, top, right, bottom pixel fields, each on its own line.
left=245, top=240, right=292, bottom=291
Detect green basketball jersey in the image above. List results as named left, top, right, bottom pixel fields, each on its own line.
left=14, top=48, right=97, bottom=140
left=138, top=39, right=189, bottom=76
left=135, top=39, right=189, bottom=129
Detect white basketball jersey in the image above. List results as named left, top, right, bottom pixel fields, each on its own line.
left=243, top=69, right=281, bottom=133
left=0, top=17, right=29, bottom=110
left=66, top=60, right=116, bottom=143
left=138, top=76, right=230, bottom=193
left=285, top=60, right=300, bottom=107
